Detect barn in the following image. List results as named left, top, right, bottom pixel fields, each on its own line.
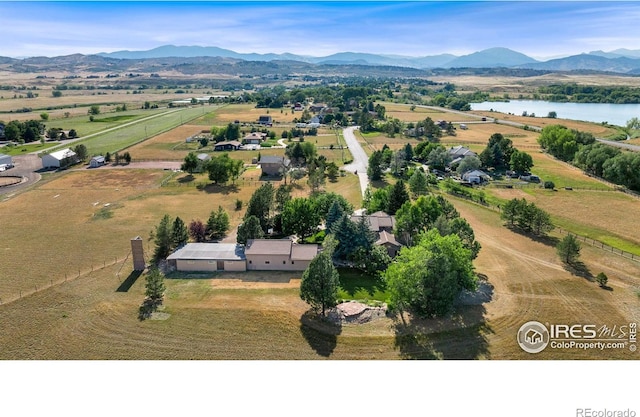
left=41, top=148, right=78, bottom=169
left=167, top=243, right=247, bottom=272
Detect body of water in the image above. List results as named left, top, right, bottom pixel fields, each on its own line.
left=470, top=100, right=640, bottom=127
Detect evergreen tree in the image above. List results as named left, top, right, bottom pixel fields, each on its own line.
left=387, top=179, right=410, bottom=215
left=300, top=239, right=340, bottom=317
left=408, top=169, right=429, bottom=196
left=145, top=267, right=166, bottom=304
left=367, top=150, right=384, bottom=181
left=171, top=216, right=189, bottom=248
left=325, top=200, right=345, bottom=231
left=237, top=215, right=264, bottom=245
left=207, top=206, right=230, bottom=240
left=244, top=183, right=275, bottom=233
left=152, top=214, right=173, bottom=262
left=557, top=234, right=581, bottom=265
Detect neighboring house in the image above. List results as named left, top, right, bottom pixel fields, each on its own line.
left=41, top=148, right=78, bottom=169
left=292, top=102, right=304, bottom=111
left=242, top=132, right=267, bottom=145
left=309, top=104, right=326, bottom=113
left=350, top=210, right=401, bottom=257
left=213, top=141, right=242, bottom=151
left=258, top=115, right=273, bottom=126
left=89, top=155, right=105, bottom=168
left=245, top=239, right=318, bottom=271
left=376, top=230, right=402, bottom=258
left=448, top=145, right=476, bottom=161
left=167, top=243, right=247, bottom=272
left=259, top=155, right=290, bottom=176
left=462, top=169, right=490, bottom=184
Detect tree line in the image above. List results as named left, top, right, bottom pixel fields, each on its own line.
left=538, top=124, right=640, bottom=191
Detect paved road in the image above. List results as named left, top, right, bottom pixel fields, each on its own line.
left=596, top=138, right=640, bottom=152
left=340, top=126, right=370, bottom=196
left=0, top=154, right=42, bottom=195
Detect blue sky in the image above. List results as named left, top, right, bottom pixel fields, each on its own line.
left=2, top=1, right=640, bottom=59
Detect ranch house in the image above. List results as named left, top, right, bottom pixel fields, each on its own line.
left=214, top=141, right=242, bottom=151
left=167, top=243, right=247, bottom=272
left=245, top=239, right=318, bottom=271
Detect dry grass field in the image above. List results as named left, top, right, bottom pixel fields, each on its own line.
left=1, top=191, right=637, bottom=359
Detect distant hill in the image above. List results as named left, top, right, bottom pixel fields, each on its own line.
left=519, top=54, right=640, bottom=73
left=589, top=49, right=640, bottom=59
left=445, top=47, right=538, bottom=68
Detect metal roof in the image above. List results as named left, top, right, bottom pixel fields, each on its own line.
left=167, top=243, right=245, bottom=261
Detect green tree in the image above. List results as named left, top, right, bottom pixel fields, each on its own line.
left=384, top=229, right=476, bottom=318
left=73, top=144, right=88, bottom=162
left=408, top=169, right=429, bottom=196
left=207, top=206, right=230, bottom=240
left=237, top=215, right=264, bottom=245
left=171, top=216, right=189, bottom=248
left=456, top=155, right=481, bottom=176
left=300, top=240, right=340, bottom=317
left=596, top=272, right=608, bottom=288
left=510, top=149, right=534, bottom=173
left=40, top=112, right=49, bottom=121
left=325, top=199, right=345, bottom=231
left=367, top=150, right=384, bottom=181
left=52, top=90, right=62, bottom=98
left=387, top=179, right=410, bottom=215
left=144, top=267, right=166, bottom=304
left=426, top=146, right=451, bottom=171
left=326, top=162, right=339, bottom=181
left=88, top=105, right=100, bottom=116
left=244, top=183, right=275, bottom=233
left=275, top=184, right=292, bottom=212
left=181, top=152, right=199, bottom=175
left=557, top=234, right=581, bottom=265
left=153, top=214, right=173, bottom=262
left=281, top=198, right=320, bottom=241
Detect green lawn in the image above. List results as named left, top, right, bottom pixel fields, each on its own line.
left=47, top=106, right=218, bottom=156
left=337, top=268, right=389, bottom=303
left=1, top=142, right=58, bottom=155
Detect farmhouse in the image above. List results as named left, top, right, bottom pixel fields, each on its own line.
left=41, top=148, right=78, bottom=169
left=89, top=155, right=106, bottom=168
left=245, top=239, right=318, bottom=271
left=259, top=155, right=290, bottom=176
left=258, top=115, right=273, bottom=126
left=214, top=141, right=242, bottom=151
left=167, top=243, right=247, bottom=272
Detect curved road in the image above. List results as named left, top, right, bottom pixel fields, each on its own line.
left=341, top=126, right=370, bottom=197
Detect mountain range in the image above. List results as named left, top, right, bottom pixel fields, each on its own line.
left=93, top=45, right=640, bottom=74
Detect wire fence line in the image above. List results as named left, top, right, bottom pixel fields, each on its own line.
left=444, top=190, right=640, bottom=264
left=0, top=255, right=131, bottom=306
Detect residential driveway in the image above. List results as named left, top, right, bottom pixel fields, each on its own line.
left=0, top=154, right=42, bottom=195
left=341, top=126, right=370, bottom=197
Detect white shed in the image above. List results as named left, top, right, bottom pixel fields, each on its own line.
left=41, top=148, right=78, bottom=169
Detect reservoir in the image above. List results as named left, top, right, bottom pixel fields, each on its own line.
left=470, top=100, right=640, bottom=127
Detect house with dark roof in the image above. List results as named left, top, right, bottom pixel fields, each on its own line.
left=258, top=115, right=273, bottom=126
left=350, top=210, right=402, bottom=257
left=214, top=141, right=242, bottom=151
left=448, top=146, right=477, bottom=168
left=259, top=155, right=290, bottom=176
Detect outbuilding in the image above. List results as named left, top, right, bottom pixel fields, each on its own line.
left=89, top=155, right=106, bottom=168
left=41, top=148, right=78, bottom=169
left=167, top=243, right=247, bottom=272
